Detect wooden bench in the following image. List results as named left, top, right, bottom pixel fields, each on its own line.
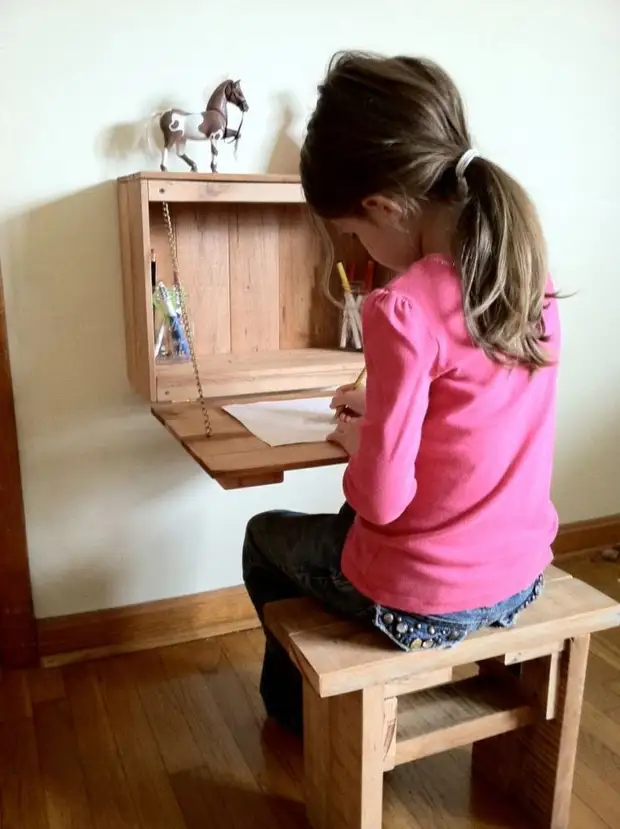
left=264, top=565, right=620, bottom=829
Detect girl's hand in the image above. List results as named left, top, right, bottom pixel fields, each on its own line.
left=330, top=384, right=366, bottom=418
left=327, top=417, right=361, bottom=457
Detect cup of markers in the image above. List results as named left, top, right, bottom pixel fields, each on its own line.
left=152, top=281, right=191, bottom=360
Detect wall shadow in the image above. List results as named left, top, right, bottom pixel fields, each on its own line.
left=265, top=93, right=302, bottom=175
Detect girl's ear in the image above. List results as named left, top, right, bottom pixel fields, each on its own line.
left=361, top=194, right=404, bottom=225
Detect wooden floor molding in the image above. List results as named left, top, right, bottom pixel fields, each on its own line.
left=35, top=513, right=620, bottom=667
left=553, top=513, right=620, bottom=558
left=37, top=584, right=259, bottom=667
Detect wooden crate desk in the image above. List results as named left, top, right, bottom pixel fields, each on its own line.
left=117, top=172, right=377, bottom=490
left=264, top=565, right=620, bottom=829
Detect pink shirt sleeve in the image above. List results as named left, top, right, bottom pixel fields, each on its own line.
left=343, top=289, right=439, bottom=526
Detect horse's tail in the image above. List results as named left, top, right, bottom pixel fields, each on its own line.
left=145, top=110, right=167, bottom=157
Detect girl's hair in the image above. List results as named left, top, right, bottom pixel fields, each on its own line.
left=300, top=51, right=553, bottom=370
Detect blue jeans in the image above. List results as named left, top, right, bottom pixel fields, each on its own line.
left=242, top=503, right=544, bottom=736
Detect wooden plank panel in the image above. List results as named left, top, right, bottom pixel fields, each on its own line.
left=151, top=395, right=349, bottom=487
left=118, top=178, right=154, bottom=400
left=327, top=685, right=386, bottom=829
left=175, top=203, right=231, bottom=355
left=265, top=596, right=340, bottom=650
left=503, top=640, right=564, bottom=666
left=384, top=668, right=453, bottom=699
left=123, top=171, right=301, bottom=182
left=148, top=178, right=304, bottom=204
left=279, top=205, right=324, bottom=348
left=265, top=563, right=575, bottom=677
left=393, top=675, right=536, bottom=766
left=229, top=206, right=280, bottom=355
left=546, top=564, right=572, bottom=582
left=189, top=434, right=347, bottom=476
left=383, top=697, right=398, bottom=771
left=286, top=578, right=620, bottom=698
left=303, top=686, right=331, bottom=828
left=155, top=346, right=363, bottom=401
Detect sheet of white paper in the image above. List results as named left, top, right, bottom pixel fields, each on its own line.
left=222, top=397, right=335, bottom=447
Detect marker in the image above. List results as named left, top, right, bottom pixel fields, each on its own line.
left=150, top=249, right=157, bottom=290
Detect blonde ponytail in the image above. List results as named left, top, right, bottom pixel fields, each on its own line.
left=456, top=158, right=552, bottom=370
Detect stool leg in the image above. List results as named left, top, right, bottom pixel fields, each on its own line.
left=303, top=681, right=385, bottom=829
left=472, top=635, right=590, bottom=829
left=304, top=686, right=330, bottom=829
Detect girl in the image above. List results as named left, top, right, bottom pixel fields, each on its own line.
left=243, top=51, right=560, bottom=737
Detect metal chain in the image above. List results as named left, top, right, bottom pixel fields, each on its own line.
left=161, top=201, right=212, bottom=437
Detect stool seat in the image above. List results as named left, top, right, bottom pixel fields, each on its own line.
left=264, top=564, right=620, bottom=829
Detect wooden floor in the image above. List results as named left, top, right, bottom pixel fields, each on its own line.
left=1, top=555, right=620, bottom=828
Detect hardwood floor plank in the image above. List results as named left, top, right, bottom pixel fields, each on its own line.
left=0, top=669, right=32, bottom=720
left=96, top=656, right=187, bottom=829
left=159, top=640, right=291, bottom=829
left=34, top=699, right=95, bottom=829
left=570, top=794, right=612, bottom=829
left=28, top=668, right=66, bottom=706
left=591, top=638, right=620, bottom=672
left=220, top=631, right=305, bottom=795
left=0, top=718, right=49, bottom=829
left=63, top=664, right=142, bottom=829
left=584, top=654, right=620, bottom=711
left=132, top=649, right=206, bottom=774
left=389, top=748, right=526, bottom=828
left=574, top=761, right=620, bottom=828
left=191, top=642, right=305, bottom=828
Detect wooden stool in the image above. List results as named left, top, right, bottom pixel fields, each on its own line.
left=265, top=565, right=620, bottom=829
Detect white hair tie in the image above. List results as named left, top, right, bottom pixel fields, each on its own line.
left=455, top=148, right=480, bottom=179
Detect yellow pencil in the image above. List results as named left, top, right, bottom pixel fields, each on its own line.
left=333, top=365, right=367, bottom=422
left=336, top=261, right=352, bottom=293
left=352, top=365, right=367, bottom=388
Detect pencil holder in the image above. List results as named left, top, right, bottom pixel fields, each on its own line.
left=338, top=282, right=367, bottom=352
left=153, top=283, right=193, bottom=362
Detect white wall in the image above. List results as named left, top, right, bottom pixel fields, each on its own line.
left=1, top=0, right=619, bottom=618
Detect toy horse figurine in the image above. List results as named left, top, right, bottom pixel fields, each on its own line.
left=158, top=79, right=249, bottom=173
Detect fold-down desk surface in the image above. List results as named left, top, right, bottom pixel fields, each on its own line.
left=151, top=393, right=348, bottom=490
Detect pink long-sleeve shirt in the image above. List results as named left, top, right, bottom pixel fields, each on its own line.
left=341, top=253, right=559, bottom=615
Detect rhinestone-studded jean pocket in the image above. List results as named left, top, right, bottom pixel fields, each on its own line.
left=491, top=573, right=545, bottom=628
left=372, top=606, right=470, bottom=653
left=370, top=574, right=545, bottom=653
